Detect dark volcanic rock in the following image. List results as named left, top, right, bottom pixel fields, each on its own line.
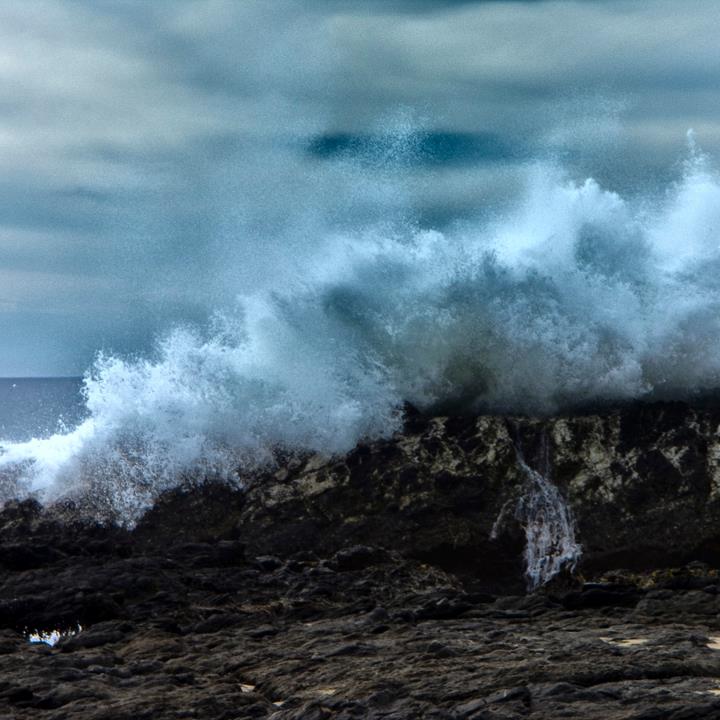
left=2, top=513, right=720, bottom=719
left=2, top=401, right=720, bottom=717
left=227, top=402, right=720, bottom=590
left=237, top=414, right=529, bottom=593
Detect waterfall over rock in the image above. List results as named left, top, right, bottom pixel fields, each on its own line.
left=514, top=449, right=582, bottom=590
left=491, top=430, right=582, bottom=589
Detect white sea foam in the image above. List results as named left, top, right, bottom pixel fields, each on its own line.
left=2, top=138, right=720, bottom=520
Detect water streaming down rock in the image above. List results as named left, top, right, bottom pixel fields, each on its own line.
left=494, top=431, right=582, bottom=590
left=516, top=462, right=582, bottom=589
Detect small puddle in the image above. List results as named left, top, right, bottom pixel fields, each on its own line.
left=600, top=637, right=649, bottom=647
left=27, top=624, right=82, bottom=647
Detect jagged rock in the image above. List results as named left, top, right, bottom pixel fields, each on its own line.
left=226, top=402, right=720, bottom=591
left=0, top=401, right=720, bottom=717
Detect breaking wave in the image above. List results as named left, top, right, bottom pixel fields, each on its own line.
left=3, top=133, right=720, bottom=519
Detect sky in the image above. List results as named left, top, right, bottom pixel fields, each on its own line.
left=1, top=0, right=719, bottom=376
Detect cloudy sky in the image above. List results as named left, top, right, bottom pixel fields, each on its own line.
left=1, top=0, right=719, bottom=376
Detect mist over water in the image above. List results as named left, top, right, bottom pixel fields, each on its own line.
left=3, top=125, right=720, bottom=521
left=0, top=379, right=86, bottom=443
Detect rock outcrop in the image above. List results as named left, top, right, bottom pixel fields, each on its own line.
left=218, top=401, right=720, bottom=591
left=3, top=400, right=720, bottom=718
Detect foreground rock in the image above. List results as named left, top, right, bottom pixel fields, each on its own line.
left=3, top=500, right=720, bottom=719
left=3, top=400, right=720, bottom=718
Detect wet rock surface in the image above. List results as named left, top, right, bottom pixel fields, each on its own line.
left=233, top=401, right=720, bottom=589
left=4, top=513, right=720, bottom=720
left=4, top=401, right=720, bottom=718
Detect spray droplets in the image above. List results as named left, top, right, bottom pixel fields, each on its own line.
left=2, top=149, right=720, bottom=519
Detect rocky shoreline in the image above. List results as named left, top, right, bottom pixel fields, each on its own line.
left=4, top=401, right=720, bottom=718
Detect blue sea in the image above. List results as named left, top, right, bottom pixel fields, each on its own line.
left=0, top=378, right=86, bottom=443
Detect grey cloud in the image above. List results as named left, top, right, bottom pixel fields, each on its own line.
left=0, top=0, right=718, bottom=374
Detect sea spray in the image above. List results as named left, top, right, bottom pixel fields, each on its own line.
left=3, top=139, right=720, bottom=518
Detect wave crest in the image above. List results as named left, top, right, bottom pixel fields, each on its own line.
left=3, top=148, right=720, bottom=519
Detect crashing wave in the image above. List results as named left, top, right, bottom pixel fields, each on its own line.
left=3, top=137, right=720, bottom=519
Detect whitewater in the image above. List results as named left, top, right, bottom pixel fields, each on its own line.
left=3, top=135, right=720, bottom=521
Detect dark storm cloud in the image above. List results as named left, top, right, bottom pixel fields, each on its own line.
left=307, top=131, right=524, bottom=165
left=0, top=0, right=718, bottom=374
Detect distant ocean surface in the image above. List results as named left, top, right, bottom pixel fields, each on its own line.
left=0, top=378, right=86, bottom=443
